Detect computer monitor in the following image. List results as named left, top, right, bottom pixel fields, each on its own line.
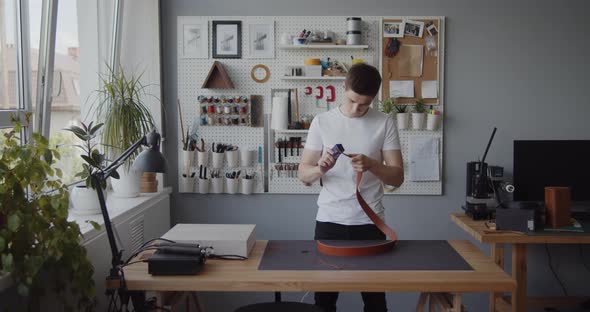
left=513, top=140, right=590, bottom=202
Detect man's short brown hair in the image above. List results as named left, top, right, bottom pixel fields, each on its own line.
left=344, top=63, right=382, bottom=98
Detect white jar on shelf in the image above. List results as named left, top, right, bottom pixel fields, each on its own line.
left=346, top=31, right=362, bottom=45
left=346, top=17, right=362, bottom=32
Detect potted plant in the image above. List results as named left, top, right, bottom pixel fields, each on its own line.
left=379, top=97, right=395, bottom=115
left=94, top=66, right=157, bottom=197
left=412, top=98, right=427, bottom=130
left=394, top=103, right=409, bottom=130
left=0, top=115, right=96, bottom=310
left=65, top=121, right=118, bottom=215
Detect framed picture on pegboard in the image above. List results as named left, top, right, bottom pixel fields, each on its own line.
left=178, top=17, right=208, bottom=59
left=212, top=20, right=242, bottom=59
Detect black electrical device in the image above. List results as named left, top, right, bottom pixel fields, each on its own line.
left=146, top=244, right=206, bottom=276
left=495, top=201, right=545, bottom=232
left=464, top=127, right=498, bottom=220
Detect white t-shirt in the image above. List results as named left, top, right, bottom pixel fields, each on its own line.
left=305, top=106, right=401, bottom=225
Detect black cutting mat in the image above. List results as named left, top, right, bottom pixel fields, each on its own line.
left=258, top=240, right=473, bottom=271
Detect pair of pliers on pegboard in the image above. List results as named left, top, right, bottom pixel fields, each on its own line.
left=385, top=38, right=401, bottom=58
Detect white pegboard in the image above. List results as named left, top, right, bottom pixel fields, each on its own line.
left=177, top=16, right=445, bottom=195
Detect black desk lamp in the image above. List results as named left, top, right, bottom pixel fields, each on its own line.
left=91, top=130, right=167, bottom=310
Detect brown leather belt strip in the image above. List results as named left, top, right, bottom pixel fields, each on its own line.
left=317, top=165, right=398, bottom=256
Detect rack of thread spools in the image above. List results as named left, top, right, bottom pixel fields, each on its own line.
left=179, top=94, right=263, bottom=194
left=197, top=95, right=251, bottom=126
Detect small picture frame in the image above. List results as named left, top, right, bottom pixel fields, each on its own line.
left=247, top=21, right=275, bottom=59
left=212, top=21, right=242, bottom=59
left=383, top=21, right=405, bottom=38
left=403, top=19, right=424, bottom=38
left=426, top=21, right=439, bottom=36
left=178, top=17, right=208, bottom=59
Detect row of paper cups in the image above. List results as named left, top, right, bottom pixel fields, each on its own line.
left=396, top=113, right=441, bottom=130
left=182, top=149, right=256, bottom=169
left=179, top=176, right=255, bottom=194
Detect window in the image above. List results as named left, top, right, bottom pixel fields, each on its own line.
left=47, top=0, right=82, bottom=184
left=1, top=1, right=16, bottom=112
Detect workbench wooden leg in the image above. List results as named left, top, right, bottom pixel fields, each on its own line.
left=429, top=294, right=436, bottom=312
left=512, top=244, right=527, bottom=312
left=189, top=292, right=205, bottom=312
left=417, top=293, right=429, bottom=312
left=450, top=293, right=462, bottom=312
left=490, top=243, right=505, bottom=312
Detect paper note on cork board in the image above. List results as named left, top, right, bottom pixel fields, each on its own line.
left=398, top=45, right=423, bottom=77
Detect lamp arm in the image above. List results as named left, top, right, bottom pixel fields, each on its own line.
left=92, top=174, right=123, bottom=279
left=101, top=135, right=147, bottom=179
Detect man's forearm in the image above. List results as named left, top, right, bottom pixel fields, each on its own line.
left=369, top=161, right=404, bottom=187
left=298, top=164, right=324, bottom=184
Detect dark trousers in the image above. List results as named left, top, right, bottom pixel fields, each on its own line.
left=314, top=221, right=387, bottom=312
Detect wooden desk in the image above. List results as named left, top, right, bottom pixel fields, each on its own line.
left=451, top=212, right=590, bottom=312
left=110, top=240, right=514, bottom=311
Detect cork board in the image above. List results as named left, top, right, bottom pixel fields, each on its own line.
left=381, top=18, right=443, bottom=105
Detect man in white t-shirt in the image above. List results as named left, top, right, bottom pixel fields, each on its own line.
left=298, top=63, right=404, bottom=312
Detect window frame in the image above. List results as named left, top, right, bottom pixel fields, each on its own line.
left=0, top=0, right=33, bottom=141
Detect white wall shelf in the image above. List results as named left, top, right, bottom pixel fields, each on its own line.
left=273, top=129, right=309, bottom=134
left=281, top=76, right=345, bottom=81
left=279, top=44, right=369, bottom=50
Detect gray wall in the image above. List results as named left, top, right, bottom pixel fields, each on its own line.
left=161, top=1, right=590, bottom=311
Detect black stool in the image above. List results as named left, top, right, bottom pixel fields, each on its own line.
left=235, top=292, right=322, bottom=312
left=235, top=302, right=322, bottom=312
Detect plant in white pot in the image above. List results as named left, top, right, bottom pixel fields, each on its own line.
left=65, top=122, right=119, bottom=215
left=1, top=115, right=96, bottom=311
left=411, top=98, right=427, bottom=130
left=379, top=97, right=395, bottom=115
left=394, top=103, right=409, bottom=130
left=94, top=67, right=157, bottom=197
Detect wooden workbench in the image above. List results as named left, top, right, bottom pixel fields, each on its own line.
left=451, top=212, right=590, bottom=312
left=109, top=239, right=514, bottom=311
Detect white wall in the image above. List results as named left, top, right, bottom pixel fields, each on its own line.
left=162, top=1, right=590, bottom=311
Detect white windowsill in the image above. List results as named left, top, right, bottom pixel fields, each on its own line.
left=0, top=187, right=172, bottom=293
left=68, top=187, right=172, bottom=243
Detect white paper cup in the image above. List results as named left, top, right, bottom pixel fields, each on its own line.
left=241, top=178, right=255, bottom=195
left=426, top=114, right=441, bottom=131
left=197, top=151, right=209, bottom=167
left=210, top=177, right=224, bottom=194
left=240, top=150, right=256, bottom=167
left=181, top=150, right=194, bottom=171
left=396, top=113, right=409, bottom=130
left=211, top=152, right=224, bottom=169
left=225, top=178, right=239, bottom=194
left=198, top=178, right=210, bottom=194
left=179, top=176, right=195, bottom=193
left=226, top=150, right=239, bottom=168
left=412, top=113, right=425, bottom=130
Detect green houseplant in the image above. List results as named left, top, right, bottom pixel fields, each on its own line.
left=94, top=66, right=157, bottom=197
left=394, top=102, right=409, bottom=130
left=412, top=98, right=427, bottom=130
left=65, top=121, right=118, bottom=215
left=0, top=114, right=96, bottom=311
left=379, top=97, right=396, bottom=115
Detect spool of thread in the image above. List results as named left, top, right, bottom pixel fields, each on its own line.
left=270, top=96, right=289, bottom=130
left=304, top=58, right=321, bottom=66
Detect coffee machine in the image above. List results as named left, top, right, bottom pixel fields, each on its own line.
left=464, top=128, right=499, bottom=220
